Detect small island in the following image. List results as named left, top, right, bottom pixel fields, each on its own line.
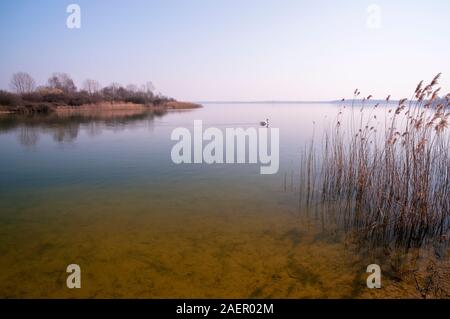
left=0, top=72, right=201, bottom=115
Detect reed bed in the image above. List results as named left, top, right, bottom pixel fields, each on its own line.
left=300, top=74, right=450, bottom=253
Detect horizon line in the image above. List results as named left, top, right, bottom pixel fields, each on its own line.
left=194, top=99, right=400, bottom=104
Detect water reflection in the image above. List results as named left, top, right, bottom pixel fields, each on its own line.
left=0, top=103, right=448, bottom=298
left=18, top=126, right=39, bottom=147
left=0, top=108, right=169, bottom=147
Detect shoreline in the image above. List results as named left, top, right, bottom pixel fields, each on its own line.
left=0, top=101, right=202, bottom=115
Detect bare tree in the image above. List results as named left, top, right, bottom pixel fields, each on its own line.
left=83, top=79, right=101, bottom=95
left=126, top=84, right=139, bottom=93
left=110, top=82, right=121, bottom=89
left=10, top=72, right=36, bottom=94
left=110, top=82, right=121, bottom=95
left=107, top=82, right=122, bottom=102
left=142, top=81, right=155, bottom=94
left=48, top=73, right=77, bottom=93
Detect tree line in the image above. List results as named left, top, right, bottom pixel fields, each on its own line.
left=0, top=72, right=172, bottom=113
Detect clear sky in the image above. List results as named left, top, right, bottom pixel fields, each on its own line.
left=0, top=0, right=449, bottom=101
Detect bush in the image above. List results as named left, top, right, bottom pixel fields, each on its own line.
left=68, top=91, right=102, bottom=106
left=124, top=94, right=149, bottom=105
left=0, top=90, right=21, bottom=107
left=8, top=103, right=54, bottom=114
left=21, top=92, right=44, bottom=103
left=41, top=92, right=69, bottom=105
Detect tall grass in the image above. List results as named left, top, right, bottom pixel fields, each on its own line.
left=301, top=74, right=450, bottom=253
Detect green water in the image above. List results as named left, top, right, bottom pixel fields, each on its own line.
left=0, top=104, right=440, bottom=298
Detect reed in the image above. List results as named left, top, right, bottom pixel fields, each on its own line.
left=300, top=74, right=450, bottom=254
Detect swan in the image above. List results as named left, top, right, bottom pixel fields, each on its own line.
left=260, top=118, right=269, bottom=127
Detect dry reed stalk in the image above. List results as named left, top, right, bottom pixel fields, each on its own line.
left=300, top=74, right=450, bottom=255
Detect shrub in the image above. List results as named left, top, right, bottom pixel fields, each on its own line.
left=21, top=92, right=44, bottom=103
left=0, top=90, right=21, bottom=107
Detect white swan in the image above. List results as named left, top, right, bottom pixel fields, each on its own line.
left=260, top=118, right=269, bottom=127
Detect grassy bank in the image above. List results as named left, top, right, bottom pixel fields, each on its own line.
left=163, top=101, right=203, bottom=109
left=55, top=101, right=201, bottom=112
left=0, top=100, right=202, bottom=115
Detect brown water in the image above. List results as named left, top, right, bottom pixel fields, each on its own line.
left=0, top=104, right=447, bottom=298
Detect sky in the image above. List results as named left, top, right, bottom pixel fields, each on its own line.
left=0, top=0, right=449, bottom=101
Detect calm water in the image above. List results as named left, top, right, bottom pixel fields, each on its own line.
left=0, top=104, right=430, bottom=298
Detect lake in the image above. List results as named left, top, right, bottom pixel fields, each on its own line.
left=0, top=103, right=445, bottom=298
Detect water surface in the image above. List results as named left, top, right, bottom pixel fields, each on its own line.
left=0, top=103, right=438, bottom=298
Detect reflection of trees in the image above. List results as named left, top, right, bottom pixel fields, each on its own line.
left=86, top=122, right=102, bottom=138
left=51, top=124, right=80, bottom=143
left=1, top=108, right=173, bottom=147
left=18, top=126, right=39, bottom=147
